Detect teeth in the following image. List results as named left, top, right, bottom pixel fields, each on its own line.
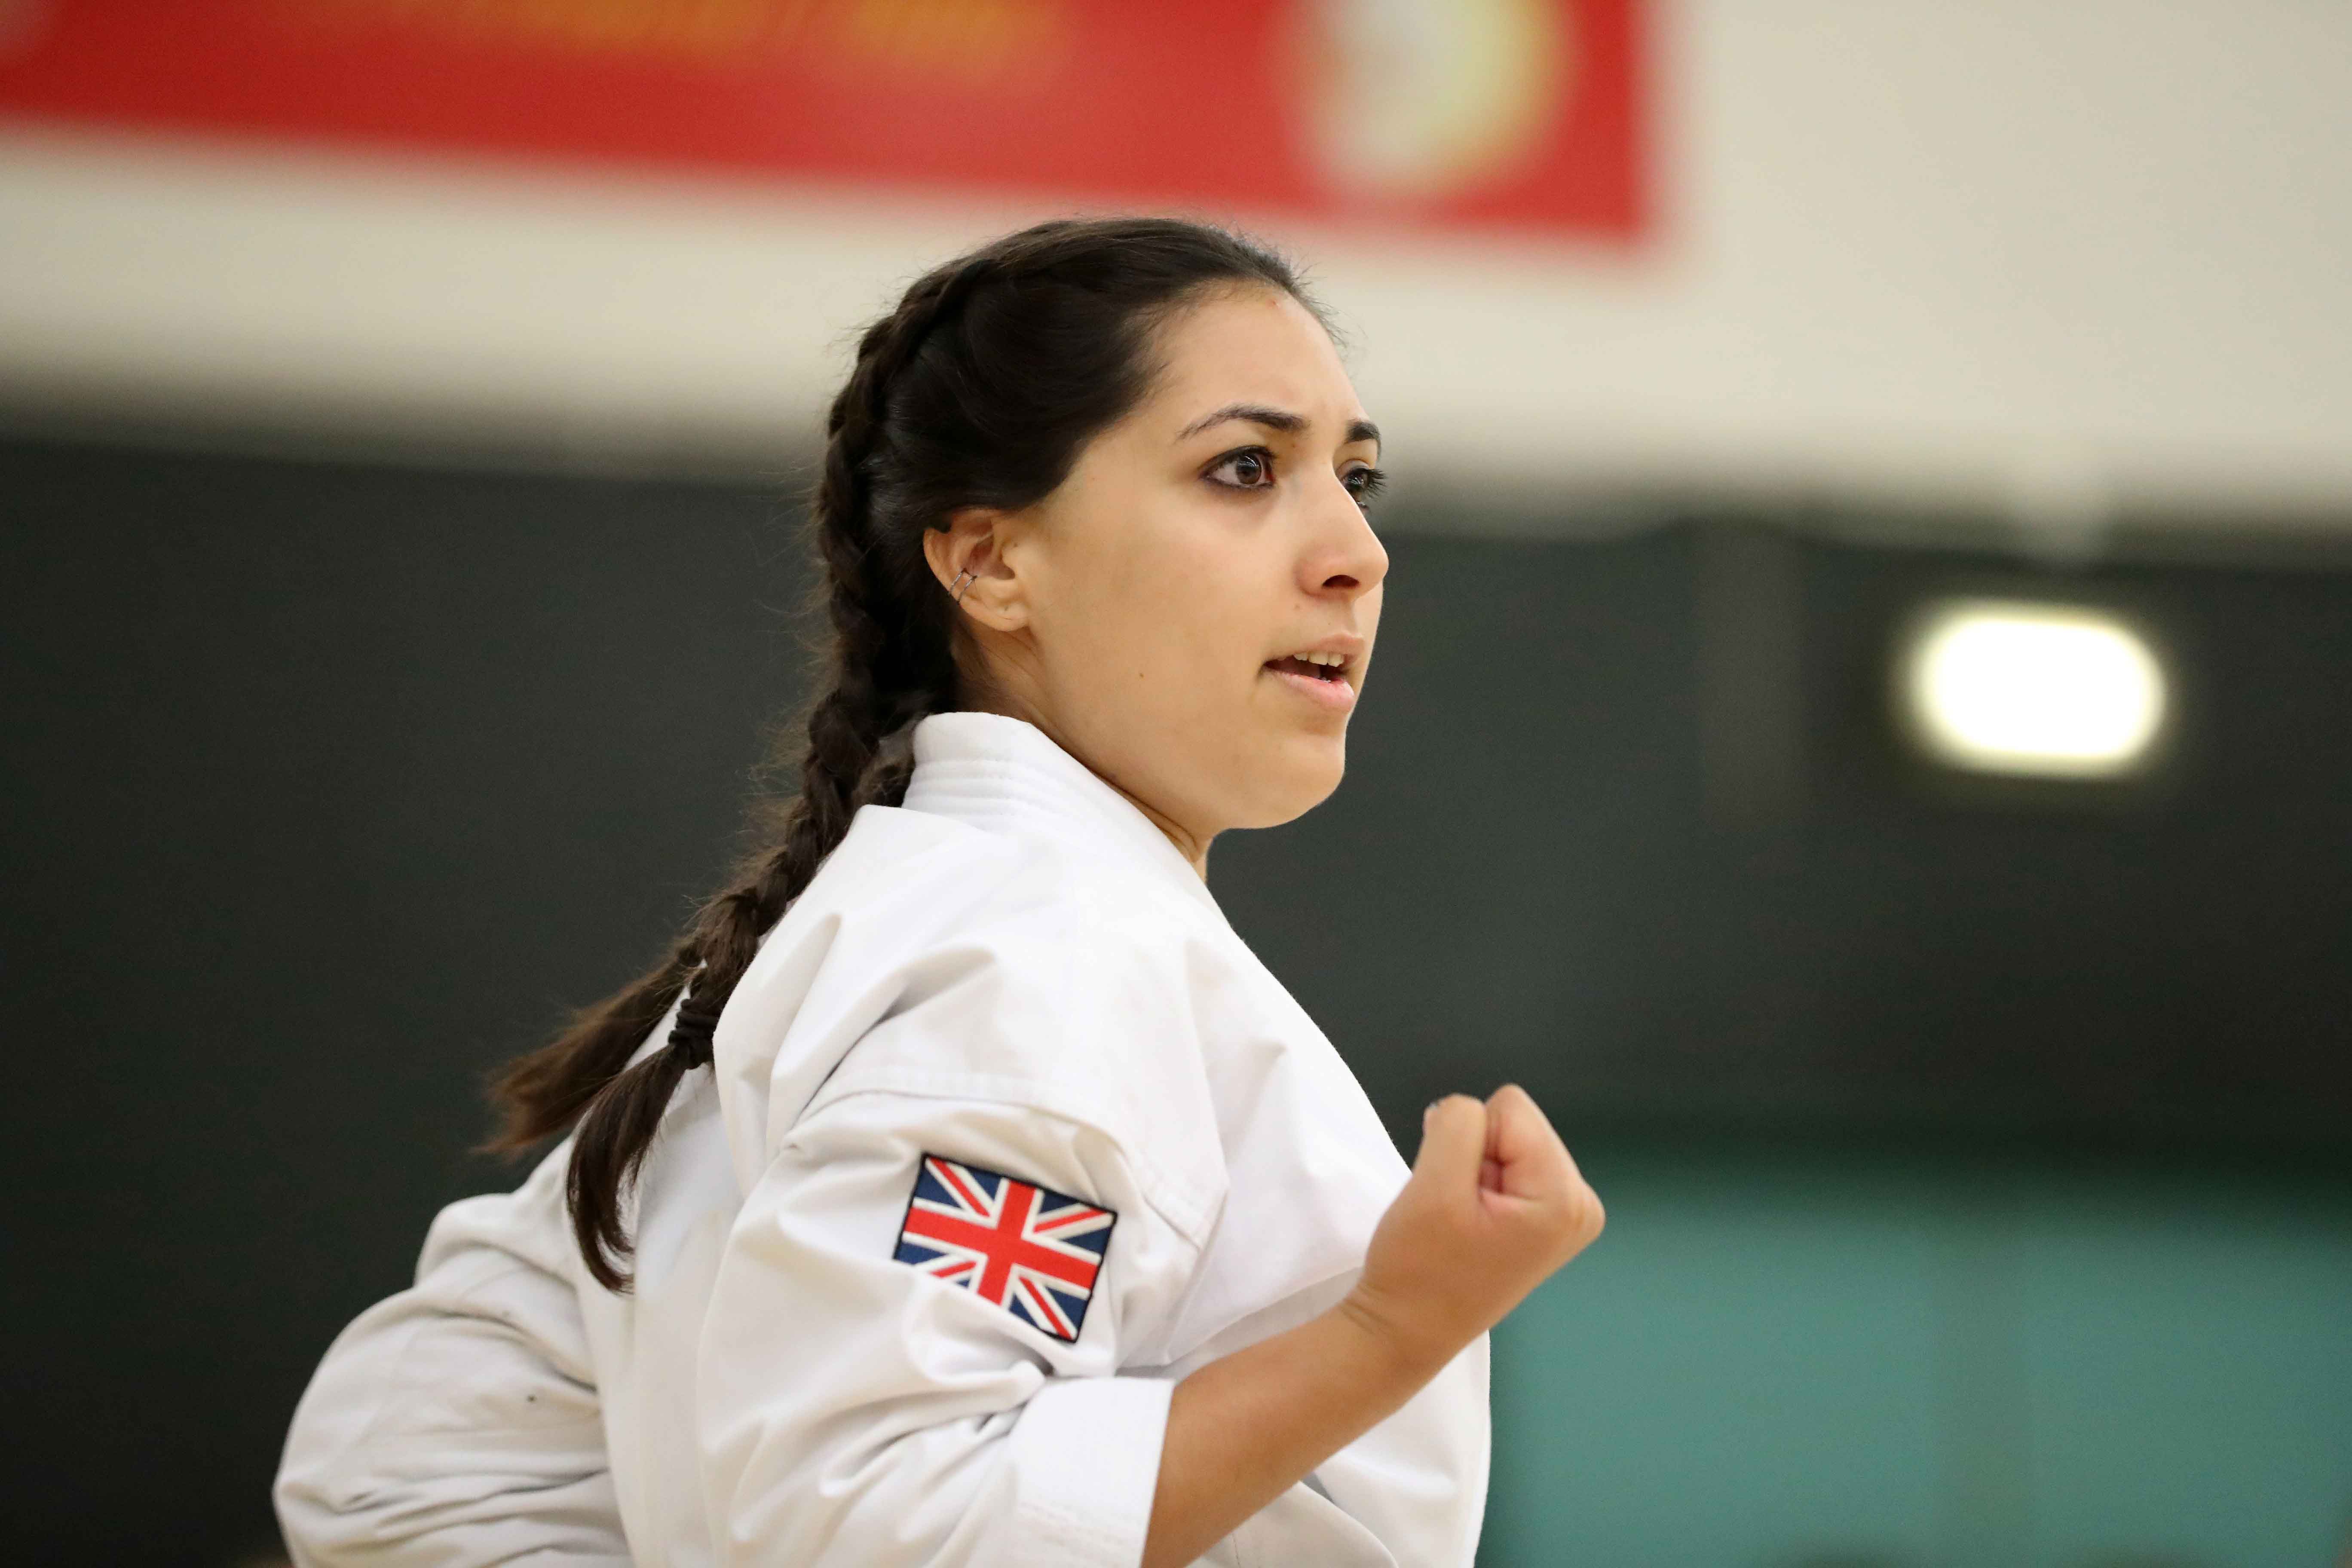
left=1294, top=651, right=1344, bottom=667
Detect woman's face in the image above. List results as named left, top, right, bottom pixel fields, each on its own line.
left=954, top=285, right=1389, bottom=866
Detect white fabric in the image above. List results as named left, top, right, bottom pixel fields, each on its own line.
left=277, top=711, right=1489, bottom=1568
left=273, top=1142, right=631, bottom=1568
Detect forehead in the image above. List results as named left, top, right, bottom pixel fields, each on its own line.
left=1140, top=287, right=1364, bottom=429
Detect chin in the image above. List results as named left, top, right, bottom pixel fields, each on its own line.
left=1234, top=732, right=1348, bottom=829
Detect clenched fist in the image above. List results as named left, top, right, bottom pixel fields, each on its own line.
left=1345, top=1085, right=1605, bottom=1370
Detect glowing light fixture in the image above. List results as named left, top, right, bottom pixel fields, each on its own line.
left=1898, top=599, right=2168, bottom=779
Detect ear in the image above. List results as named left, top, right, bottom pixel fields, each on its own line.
left=923, top=507, right=1030, bottom=632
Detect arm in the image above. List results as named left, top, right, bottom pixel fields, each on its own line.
left=1140, top=1086, right=1601, bottom=1568
left=699, top=1087, right=1194, bottom=1568
left=698, top=1077, right=1594, bottom=1568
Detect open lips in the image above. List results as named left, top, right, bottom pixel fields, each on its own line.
left=1262, top=646, right=1360, bottom=712
left=1264, top=650, right=1351, bottom=683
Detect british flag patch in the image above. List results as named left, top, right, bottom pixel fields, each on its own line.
left=892, top=1154, right=1116, bottom=1344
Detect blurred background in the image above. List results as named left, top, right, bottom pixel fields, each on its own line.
left=4, top=2, right=2349, bottom=1564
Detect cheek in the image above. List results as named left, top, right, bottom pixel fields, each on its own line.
left=1076, top=542, right=1189, bottom=677
left=1031, top=503, right=1161, bottom=653
left=1068, top=507, right=1250, bottom=684
left=1158, top=541, right=1277, bottom=696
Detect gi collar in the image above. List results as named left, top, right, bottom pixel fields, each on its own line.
left=900, top=710, right=1227, bottom=919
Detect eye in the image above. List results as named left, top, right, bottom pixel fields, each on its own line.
left=1343, top=465, right=1388, bottom=510
left=1205, top=446, right=1276, bottom=491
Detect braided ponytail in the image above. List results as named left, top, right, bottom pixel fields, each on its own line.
left=487, top=217, right=1320, bottom=1290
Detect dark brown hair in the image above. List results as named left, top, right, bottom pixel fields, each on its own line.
left=488, top=216, right=1321, bottom=1290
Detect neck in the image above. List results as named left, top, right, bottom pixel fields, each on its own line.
left=959, top=693, right=1214, bottom=881
left=1105, top=777, right=1213, bottom=880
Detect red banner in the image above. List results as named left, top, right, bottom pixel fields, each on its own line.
left=0, top=0, right=1645, bottom=238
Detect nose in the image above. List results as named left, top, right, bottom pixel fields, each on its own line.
left=1297, top=471, right=1389, bottom=603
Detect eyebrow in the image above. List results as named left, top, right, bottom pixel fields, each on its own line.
left=1176, top=402, right=1381, bottom=449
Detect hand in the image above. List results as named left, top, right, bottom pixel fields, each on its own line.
left=1344, top=1085, right=1605, bottom=1371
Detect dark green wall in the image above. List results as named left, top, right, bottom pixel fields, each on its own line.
left=6, top=435, right=2349, bottom=1565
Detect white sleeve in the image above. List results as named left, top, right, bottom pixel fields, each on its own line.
left=1309, top=1334, right=1492, bottom=1567
left=698, top=1086, right=1202, bottom=1568
left=275, top=1146, right=631, bottom=1568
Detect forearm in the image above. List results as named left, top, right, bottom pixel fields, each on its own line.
left=1140, top=1295, right=1443, bottom=1568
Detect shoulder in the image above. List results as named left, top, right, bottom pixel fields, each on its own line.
left=805, top=859, right=1230, bottom=1235
left=857, top=850, right=1219, bottom=1072
left=717, top=806, right=1231, bottom=1209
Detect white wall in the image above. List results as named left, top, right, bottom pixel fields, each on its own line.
left=3, top=0, right=2349, bottom=536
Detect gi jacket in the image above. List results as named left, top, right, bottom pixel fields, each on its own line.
left=277, top=712, right=1490, bottom=1567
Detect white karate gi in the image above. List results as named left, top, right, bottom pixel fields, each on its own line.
left=277, top=711, right=1489, bottom=1567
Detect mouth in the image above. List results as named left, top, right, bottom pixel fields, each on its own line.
left=1262, top=649, right=1358, bottom=712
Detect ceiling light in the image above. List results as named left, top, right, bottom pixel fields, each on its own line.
left=1898, top=599, right=2168, bottom=779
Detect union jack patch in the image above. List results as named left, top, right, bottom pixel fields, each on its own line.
left=892, top=1153, right=1116, bottom=1344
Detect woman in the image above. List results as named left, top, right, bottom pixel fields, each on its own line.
left=276, top=217, right=1603, bottom=1568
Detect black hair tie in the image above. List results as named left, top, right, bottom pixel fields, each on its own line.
left=667, top=1002, right=720, bottom=1070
